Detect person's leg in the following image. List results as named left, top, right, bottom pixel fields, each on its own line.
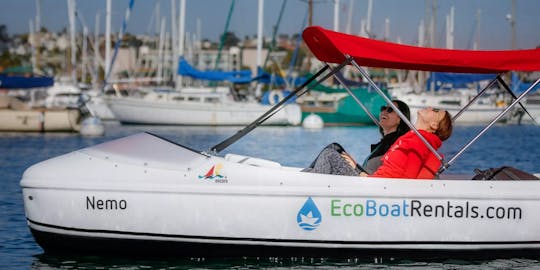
left=303, top=143, right=359, bottom=176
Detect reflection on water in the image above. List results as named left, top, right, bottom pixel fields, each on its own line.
left=28, top=254, right=540, bottom=269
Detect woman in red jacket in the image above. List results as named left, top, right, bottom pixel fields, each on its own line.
left=353, top=107, right=453, bottom=179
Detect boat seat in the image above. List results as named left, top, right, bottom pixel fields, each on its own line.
left=224, top=154, right=282, bottom=168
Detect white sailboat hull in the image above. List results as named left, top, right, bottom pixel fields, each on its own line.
left=391, top=90, right=510, bottom=124
left=21, top=133, right=540, bottom=255
left=107, top=96, right=301, bottom=126
left=408, top=105, right=506, bottom=124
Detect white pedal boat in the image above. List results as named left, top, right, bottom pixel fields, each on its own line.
left=20, top=132, right=540, bottom=256
left=21, top=26, right=540, bottom=257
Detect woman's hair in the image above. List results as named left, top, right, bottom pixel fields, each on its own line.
left=435, top=111, right=453, bottom=141
left=379, top=99, right=411, bottom=136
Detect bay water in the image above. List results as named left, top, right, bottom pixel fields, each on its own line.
left=1, top=122, right=540, bottom=269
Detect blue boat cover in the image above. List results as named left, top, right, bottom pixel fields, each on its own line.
left=177, top=58, right=252, bottom=84
left=512, top=72, right=539, bottom=93
left=426, top=72, right=496, bottom=91
left=252, top=67, right=307, bottom=87
left=0, top=74, right=54, bottom=89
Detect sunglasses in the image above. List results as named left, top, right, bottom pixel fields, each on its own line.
left=380, top=106, right=394, bottom=113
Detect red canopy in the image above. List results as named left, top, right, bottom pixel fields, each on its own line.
left=302, top=26, right=540, bottom=73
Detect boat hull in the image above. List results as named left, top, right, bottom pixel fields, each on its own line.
left=299, top=89, right=388, bottom=126
left=392, top=91, right=510, bottom=124
left=0, top=108, right=80, bottom=132
left=20, top=133, right=540, bottom=256
left=28, top=228, right=540, bottom=258
left=107, top=96, right=301, bottom=126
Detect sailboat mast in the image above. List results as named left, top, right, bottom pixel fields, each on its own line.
left=384, top=18, right=390, bottom=41
left=157, top=18, right=165, bottom=84
left=308, top=0, right=312, bottom=26
left=445, top=6, right=454, bottom=49
left=68, top=0, right=77, bottom=83
left=333, top=0, right=339, bottom=31
left=430, top=0, right=436, bottom=48
left=366, top=0, right=372, bottom=36
left=171, top=0, right=177, bottom=87
left=511, top=0, right=516, bottom=49
left=346, top=0, right=353, bottom=34
left=255, top=0, right=264, bottom=97
left=35, top=0, right=41, bottom=72
left=82, top=26, right=88, bottom=83
left=93, top=13, right=100, bottom=89
left=176, top=0, right=186, bottom=91
left=215, top=0, right=236, bottom=70
left=29, top=21, right=36, bottom=74
left=105, top=0, right=112, bottom=80
left=473, top=9, right=481, bottom=50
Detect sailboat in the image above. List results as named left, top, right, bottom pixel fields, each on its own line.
left=106, top=83, right=302, bottom=126
left=105, top=0, right=301, bottom=126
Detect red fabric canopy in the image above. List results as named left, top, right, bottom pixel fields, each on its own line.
left=302, top=26, right=540, bottom=73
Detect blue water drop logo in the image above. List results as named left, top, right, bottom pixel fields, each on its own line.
left=297, top=197, right=322, bottom=231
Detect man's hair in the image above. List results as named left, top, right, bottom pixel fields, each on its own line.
left=435, top=111, right=453, bottom=141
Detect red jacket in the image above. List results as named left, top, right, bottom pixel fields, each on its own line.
left=371, top=130, right=442, bottom=179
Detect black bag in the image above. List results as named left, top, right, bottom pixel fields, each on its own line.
left=472, top=166, right=539, bottom=180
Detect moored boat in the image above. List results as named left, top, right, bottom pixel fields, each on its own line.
left=392, top=89, right=511, bottom=124
left=297, top=86, right=388, bottom=126
left=0, top=107, right=81, bottom=132
left=390, top=72, right=513, bottom=124
left=106, top=86, right=302, bottom=126
left=0, top=75, right=82, bottom=132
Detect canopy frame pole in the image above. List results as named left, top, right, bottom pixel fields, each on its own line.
left=326, top=63, right=381, bottom=128
left=347, top=55, right=444, bottom=164
left=444, top=78, right=540, bottom=171
left=496, top=76, right=540, bottom=126
left=210, top=61, right=350, bottom=154
left=451, top=74, right=501, bottom=122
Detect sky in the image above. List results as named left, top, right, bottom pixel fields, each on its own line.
left=1, top=0, right=540, bottom=50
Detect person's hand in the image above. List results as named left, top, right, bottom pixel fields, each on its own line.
left=359, top=172, right=369, bottom=177
left=340, top=152, right=357, bottom=169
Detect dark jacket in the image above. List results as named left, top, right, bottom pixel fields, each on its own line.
left=362, top=131, right=403, bottom=174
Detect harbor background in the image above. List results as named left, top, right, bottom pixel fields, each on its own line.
left=1, top=0, right=540, bottom=267
left=2, top=122, right=540, bottom=269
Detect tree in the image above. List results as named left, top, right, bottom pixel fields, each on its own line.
left=221, top=31, right=240, bottom=48
left=122, top=33, right=143, bottom=48
left=0, top=24, right=10, bottom=53
left=0, top=25, right=8, bottom=42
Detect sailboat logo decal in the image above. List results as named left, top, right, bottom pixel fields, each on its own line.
left=297, top=197, right=322, bottom=231
left=198, top=163, right=226, bottom=181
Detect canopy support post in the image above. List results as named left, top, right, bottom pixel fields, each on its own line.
left=327, top=63, right=381, bottom=128
left=496, top=76, right=540, bottom=126
left=444, top=78, right=540, bottom=171
left=210, top=61, right=350, bottom=154
left=347, top=55, right=444, bottom=165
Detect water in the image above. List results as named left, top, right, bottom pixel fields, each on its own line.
left=2, top=122, right=540, bottom=269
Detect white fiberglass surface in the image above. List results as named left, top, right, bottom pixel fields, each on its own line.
left=79, top=132, right=206, bottom=170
